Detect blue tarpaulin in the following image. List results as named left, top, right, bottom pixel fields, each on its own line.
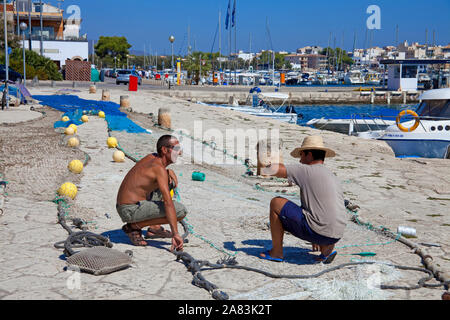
left=33, top=94, right=149, bottom=134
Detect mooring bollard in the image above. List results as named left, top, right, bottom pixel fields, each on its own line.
left=229, top=95, right=239, bottom=106
left=120, top=95, right=130, bottom=108
left=102, top=89, right=110, bottom=101
left=387, top=91, right=391, bottom=105
left=89, top=84, right=97, bottom=94
left=72, top=81, right=77, bottom=88
left=403, top=91, right=407, bottom=104
left=158, top=108, right=171, bottom=129
left=370, top=92, right=375, bottom=104
left=51, top=80, right=55, bottom=88
left=256, top=139, right=283, bottom=176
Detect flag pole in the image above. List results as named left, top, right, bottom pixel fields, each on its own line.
left=234, top=0, right=237, bottom=84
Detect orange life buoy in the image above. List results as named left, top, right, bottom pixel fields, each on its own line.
left=396, top=110, right=420, bottom=132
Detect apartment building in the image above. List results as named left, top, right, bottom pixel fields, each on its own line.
left=6, top=0, right=88, bottom=69
left=284, top=54, right=327, bottom=71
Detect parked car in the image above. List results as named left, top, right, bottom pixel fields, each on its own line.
left=116, top=69, right=142, bottom=85
left=0, top=65, right=23, bottom=82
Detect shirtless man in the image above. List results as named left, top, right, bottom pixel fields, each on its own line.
left=116, top=135, right=187, bottom=251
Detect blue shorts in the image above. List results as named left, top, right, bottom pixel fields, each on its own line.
left=279, top=200, right=340, bottom=246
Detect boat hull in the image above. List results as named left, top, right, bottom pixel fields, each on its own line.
left=205, top=104, right=298, bottom=124
left=307, top=119, right=395, bottom=134
left=380, top=137, right=450, bottom=158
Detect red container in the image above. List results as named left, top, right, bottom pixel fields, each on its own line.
left=129, top=75, right=138, bottom=91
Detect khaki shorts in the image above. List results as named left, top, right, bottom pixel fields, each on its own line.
left=116, top=200, right=187, bottom=224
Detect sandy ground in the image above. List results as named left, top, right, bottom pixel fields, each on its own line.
left=0, top=84, right=449, bottom=300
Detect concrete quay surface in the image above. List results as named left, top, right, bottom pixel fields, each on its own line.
left=31, top=78, right=421, bottom=105
left=0, top=83, right=449, bottom=301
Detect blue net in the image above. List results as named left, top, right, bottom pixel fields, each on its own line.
left=33, top=94, right=149, bottom=134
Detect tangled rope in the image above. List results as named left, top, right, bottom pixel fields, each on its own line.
left=53, top=199, right=113, bottom=257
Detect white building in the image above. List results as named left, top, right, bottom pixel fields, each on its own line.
left=237, top=51, right=255, bottom=61
left=12, top=1, right=88, bottom=68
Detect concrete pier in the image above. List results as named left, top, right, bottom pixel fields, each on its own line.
left=151, top=87, right=421, bottom=105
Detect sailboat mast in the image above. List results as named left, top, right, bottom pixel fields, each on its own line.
left=219, top=10, right=222, bottom=71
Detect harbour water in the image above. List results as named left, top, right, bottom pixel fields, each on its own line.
left=283, top=104, right=414, bottom=126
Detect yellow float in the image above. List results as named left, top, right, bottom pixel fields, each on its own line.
left=57, top=182, right=78, bottom=199
left=64, top=127, right=75, bottom=135
left=396, top=110, right=420, bottom=132
left=81, top=115, right=89, bottom=122
left=67, top=137, right=80, bottom=147
left=98, top=111, right=105, bottom=118
left=69, top=124, right=78, bottom=133
left=113, top=150, right=125, bottom=162
left=107, top=137, right=118, bottom=148
left=62, top=116, right=70, bottom=122
left=68, top=160, right=84, bottom=174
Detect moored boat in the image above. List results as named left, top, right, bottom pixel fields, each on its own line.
left=377, top=88, right=450, bottom=159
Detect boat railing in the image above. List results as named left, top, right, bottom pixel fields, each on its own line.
left=350, top=112, right=450, bottom=135
left=349, top=113, right=397, bottom=134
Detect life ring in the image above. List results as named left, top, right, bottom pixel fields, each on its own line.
left=396, top=110, right=420, bottom=132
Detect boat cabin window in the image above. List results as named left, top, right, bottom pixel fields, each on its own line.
left=403, top=66, right=418, bottom=79
left=416, top=100, right=450, bottom=118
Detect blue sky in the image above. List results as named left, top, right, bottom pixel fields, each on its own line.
left=58, top=0, right=450, bottom=55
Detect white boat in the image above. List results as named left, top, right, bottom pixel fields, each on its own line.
left=418, top=73, right=431, bottom=83
left=365, top=72, right=381, bottom=85
left=307, top=117, right=396, bottom=135
left=344, top=70, right=365, bottom=85
left=307, top=108, right=399, bottom=135
left=377, top=88, right=450, bottom=159
left=198, top=91, right=298, bottom=124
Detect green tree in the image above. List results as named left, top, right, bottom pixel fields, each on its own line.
left=2, top=48, right=62, bottom=80
left=183, top=51, right=213, bottom=83
left=0, top=17, right=20, bottom=50
left=321, top=47, right=353, bottom=71
left=94, top=36, right=132, bottom=65
left=251, top=51, right=292, bottom=70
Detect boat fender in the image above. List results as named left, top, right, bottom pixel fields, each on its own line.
left=396, top=110, right=420, bottom=132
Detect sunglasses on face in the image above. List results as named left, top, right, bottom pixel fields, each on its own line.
left=166, top=145, right=182, bottom=152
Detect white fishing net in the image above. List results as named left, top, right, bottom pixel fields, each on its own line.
left=110, top=127, right=422, bottom=300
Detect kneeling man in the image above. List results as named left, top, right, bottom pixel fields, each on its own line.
left=116, top=135, right=187, bottom=251
left=259, top=135, right=346, bottom=264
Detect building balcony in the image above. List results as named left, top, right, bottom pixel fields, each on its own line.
left=23, top=34, right=88, bottom=42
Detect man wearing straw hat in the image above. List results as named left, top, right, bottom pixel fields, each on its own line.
left=259, top=135, right=346, bottom=264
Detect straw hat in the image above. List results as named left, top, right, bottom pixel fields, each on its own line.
left=290, top=135, right=336, bottom=158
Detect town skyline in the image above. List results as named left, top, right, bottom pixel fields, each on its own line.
left=55, top=0, right=450, bottom=56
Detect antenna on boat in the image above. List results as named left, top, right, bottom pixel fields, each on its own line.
left=395, top=24, right=399, bottom=47
left=340, top=31, right=345, bottom=71
left=265, top=17, right=275, bottom=84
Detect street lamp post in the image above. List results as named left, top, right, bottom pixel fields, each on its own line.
left=3, top=0, right=9, bottom=110
left=20, top=22, right=28, bottom=87
left=169, top=35, right=175, bottom=72
left=39, top=0, right=43, bottom=56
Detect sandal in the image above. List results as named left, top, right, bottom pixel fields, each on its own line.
left=122, top=224, right=147, bottom=246
left=145, top=226, right=172, bottom=239
left=315, top=251, right=337, bottom=264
